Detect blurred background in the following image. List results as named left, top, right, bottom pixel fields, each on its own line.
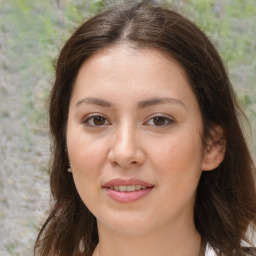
left=0, top=0, right=256, bottom=255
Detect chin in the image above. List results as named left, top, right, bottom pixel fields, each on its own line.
left=108, top=223, right=153, bottom=237
left=97, top=211, right=159, bottom=237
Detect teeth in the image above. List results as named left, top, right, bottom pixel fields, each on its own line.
left=109, top=185, right=148, bottom=192
left=119, top=185, right=127, bottom=192
left=135, top=185, right=142, bottom=190
left=127, top=185, right=135, bottom=192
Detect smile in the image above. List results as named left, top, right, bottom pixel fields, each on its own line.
left=103, top=178, right=154, bottom=203
left=108, top=185, right=148, bottom=192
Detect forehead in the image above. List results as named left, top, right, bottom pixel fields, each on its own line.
left=70, top=44, right=198, bottom=111
left=82, top=44, right=188, bottom=77
left=74, top=44, right=189, bottom=87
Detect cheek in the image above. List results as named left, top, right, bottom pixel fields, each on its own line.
left=68, top=139, right=105, bottom=211
left=149, top=129, right=203, bottom=190
left=66, top=130, right=107, bottom=198
left=67, top=127, right=106, bottom=169
left=154, top=134, right=203, bottom=168
left=152, top=134, right=203, bottom=212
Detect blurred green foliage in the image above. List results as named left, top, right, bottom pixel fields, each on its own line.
left=1, top=2, right=255, bottom=254
left=1, top=0, right=256, bottom=153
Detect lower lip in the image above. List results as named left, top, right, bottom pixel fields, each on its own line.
left=103, top=187, right=154, bottom=203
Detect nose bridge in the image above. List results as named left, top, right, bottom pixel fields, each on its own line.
left=115, top=120, right=137, bottom=154
left=109, top=120, right=144, bottom=167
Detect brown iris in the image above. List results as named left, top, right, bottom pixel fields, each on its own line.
left=93, top=116, right=106, bottom=126
left=153, top=116, right=166, bottom=126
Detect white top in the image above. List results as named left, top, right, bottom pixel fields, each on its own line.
left=205, top=241, right=256, bottom=256
left=205, top=244, right=216, bottom=256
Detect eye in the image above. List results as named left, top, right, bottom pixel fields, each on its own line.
left=145, top=115, right=174, bottom=127
left=82, top=114, right=110, bottom=127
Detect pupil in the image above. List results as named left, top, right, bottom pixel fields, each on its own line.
left=94, top=116, right=105, bottom=125
left=153, top=117, right=165, bottom=126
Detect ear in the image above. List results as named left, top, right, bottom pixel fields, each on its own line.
left=201, top=126, right=226, bottom=171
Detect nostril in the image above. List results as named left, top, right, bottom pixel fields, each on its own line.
left=114, top=160, right=138, bottom=168
left=107, top=143, right=146, bottom=168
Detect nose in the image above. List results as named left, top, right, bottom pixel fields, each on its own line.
left=107, top=123, right=145, bottom=168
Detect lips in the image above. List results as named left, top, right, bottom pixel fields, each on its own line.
left=103, top=178, right=154, bottom=188
left=102, top=178, right=154, bottom=203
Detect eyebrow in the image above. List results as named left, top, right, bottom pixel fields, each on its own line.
left=75, top=97, right=186, bottom=109
left=75, top=97, right=112, bottom=108
left=137, top=97, right=186, bottom=109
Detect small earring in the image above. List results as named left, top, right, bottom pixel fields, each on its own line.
left=67, top=164, right=72, bottom=173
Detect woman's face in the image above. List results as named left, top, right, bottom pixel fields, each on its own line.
left=67, top=45, right=207, bottom=236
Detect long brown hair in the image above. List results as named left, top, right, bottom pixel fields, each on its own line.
left=34, top=2, right=256, bottom=255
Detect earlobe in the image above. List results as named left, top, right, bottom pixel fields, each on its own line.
left=201, top=126, right=226, bottom=171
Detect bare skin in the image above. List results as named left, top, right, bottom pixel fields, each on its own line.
left=67, top=44, right=225, bottom=256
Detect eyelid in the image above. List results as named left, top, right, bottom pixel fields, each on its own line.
left=144, top=113, right=175, bottom=126
left=81, top=113, right=174, bottom=127
left=82, top=113, right=111, bottom=127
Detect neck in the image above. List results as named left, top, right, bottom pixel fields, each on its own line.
left=93, top=219, right=202, bottom=256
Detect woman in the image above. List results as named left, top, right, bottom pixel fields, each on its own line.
left=34, top=2, right=256, bottom=256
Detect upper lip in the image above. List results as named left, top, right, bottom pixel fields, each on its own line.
left=103, top=178, right=154, bottom=188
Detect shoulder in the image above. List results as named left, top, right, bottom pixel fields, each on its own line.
left=205, top=244, right=217, bottom=256
left=205, top=244, right=256, bottom=256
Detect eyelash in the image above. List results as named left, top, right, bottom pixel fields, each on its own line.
left=82, top=113, right=110, bottom=127
left=144, top=114, right=174, bottom=127
left=82, top=113, right=174, bottom=127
